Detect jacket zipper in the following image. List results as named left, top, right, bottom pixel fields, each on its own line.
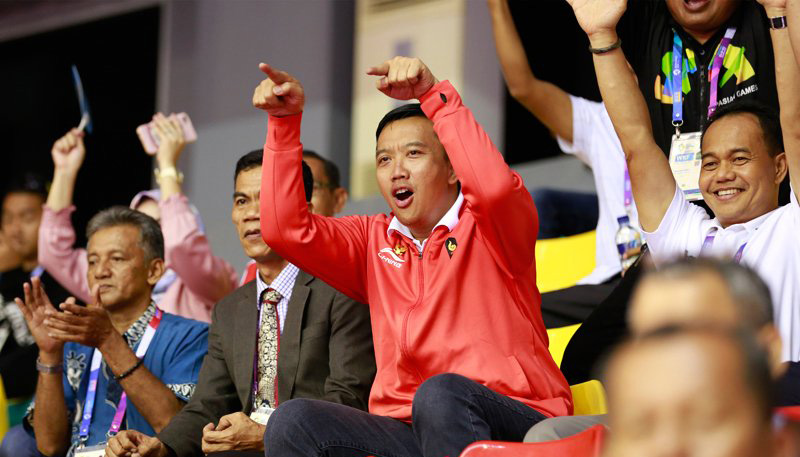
left=399, top=237, right=428, bottom=381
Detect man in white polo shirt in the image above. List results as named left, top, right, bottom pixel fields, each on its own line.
left=566, top=0, right=799, bottom=361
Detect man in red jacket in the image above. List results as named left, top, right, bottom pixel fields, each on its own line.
left=252, top=56, right=571, bottom=457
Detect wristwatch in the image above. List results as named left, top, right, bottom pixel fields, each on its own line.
left=154, top=166, right=184, bottom=184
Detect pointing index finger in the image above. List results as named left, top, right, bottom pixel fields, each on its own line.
left=366, top=61, right=390, bottom=76
left=259, top=63, right=291, bottom=84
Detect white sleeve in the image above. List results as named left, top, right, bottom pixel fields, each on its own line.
left=642, top=185, right=711, bottom=266
left=556, top=96, right=622, bottom=170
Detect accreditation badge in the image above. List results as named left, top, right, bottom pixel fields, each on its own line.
left=250, top=405, right=275, bottom=425
left=669, top=131, right=704, bottom=201
left=74, top=444, right=106, bottom=457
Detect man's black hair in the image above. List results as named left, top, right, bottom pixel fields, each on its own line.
left=4, top=172, right=48, bottom=201
left=703, top=100, right=784, bottom=157
left=234, top=149, right=313, bottom=203
left=303, top=150, right=341, bottom=189
left=375, top=103, right=428, bottom=140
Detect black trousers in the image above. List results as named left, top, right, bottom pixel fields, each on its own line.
left=540, top=277, right=621, bottom=328
left=559, top=249, right=649, bottom=385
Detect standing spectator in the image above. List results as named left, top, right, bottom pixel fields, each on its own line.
left=488, top=0, right=641, bottom=327
left=0, top=174, right=73, bottom=400
left=0, top=207, right=207, bottom=457
left=40, top=114, right=238, bottom=323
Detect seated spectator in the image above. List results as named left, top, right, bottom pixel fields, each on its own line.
left=239, top=149, right=349, bottom=285
left=40, top=115, right=238, bottom=323
left=0, top=206, right=207, bottom=457
left=603, top=327, right=785, bottom=457
left=526, top=257, right=789, bottom=442
left=488, top=0, right=642, bottom=327
left=254, top=57, right=571, bottom=457
left=0, top=174, right=73, bottom=400
left=104, top=151, right=375, bottom=457
left=561, top=0, right=799, bottom=380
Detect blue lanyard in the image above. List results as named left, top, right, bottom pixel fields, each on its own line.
left=78, top=308, right=163, bottom=443
left=671, top=31, right=684, bottom=132
left=671, top=27, right=737, bottom=135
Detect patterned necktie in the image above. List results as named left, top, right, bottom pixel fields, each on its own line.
left=255, top=288, right=282, bottom=410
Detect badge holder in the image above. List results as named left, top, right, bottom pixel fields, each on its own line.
left=74, top=444, right=106, bottom=457
left=250, top=404, right=275, bottom=425
left=669, top=129, right=704, bottom=201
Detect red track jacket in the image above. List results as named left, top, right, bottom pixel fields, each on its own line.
left=260, top=81, right=572, bottom=420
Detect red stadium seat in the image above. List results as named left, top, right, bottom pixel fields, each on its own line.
left=459, top=424, right=606, bottom=457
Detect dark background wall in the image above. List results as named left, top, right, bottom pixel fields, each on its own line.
left=0, top=7, right=159, bottom=245
left=503, top=0, right=601, bottom=165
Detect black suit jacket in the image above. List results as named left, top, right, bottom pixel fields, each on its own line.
left=158, top=270, right=375, bottom=457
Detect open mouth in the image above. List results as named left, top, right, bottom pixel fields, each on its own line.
left=713, top=188, right=743, bottom=201
left=393, top=188, right=414, bottom=209
left=683, top=0, right=710, bottom=12
left=244, top=229, right=262, bottom=240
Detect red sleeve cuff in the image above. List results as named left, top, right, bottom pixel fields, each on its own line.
left=266, top=113, right=303, bottom=151
left=419, top=80, right=462, bottom=122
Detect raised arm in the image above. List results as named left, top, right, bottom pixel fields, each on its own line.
left=488, top=0, right=573, bottom=141
left=777, top=0, right=800, bottom=200
left=253, top=64, right=370, bottom=303
left=39, top=130, right=92, bottom=303
left=567, top=0, right=676, bottom=232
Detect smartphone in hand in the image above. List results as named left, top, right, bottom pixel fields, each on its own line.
left=136, top=112, right=197, bottom=155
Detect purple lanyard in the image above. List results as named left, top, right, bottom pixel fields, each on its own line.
left=671, top=27, right=736, bottom=131
left=701, top=231, right=747, bottom=263
left=624, top=168, right=633, bottom=209
left=78, top=308, right=163, bottom=443
left=708, top=27, right=737, bottom=118
left=252, top=296, right=281, bottom=409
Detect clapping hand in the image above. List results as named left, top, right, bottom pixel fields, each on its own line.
left=15, top=278, right=65, bottom=354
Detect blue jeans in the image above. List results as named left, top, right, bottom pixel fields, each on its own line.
left=264, top=373, right=547, bottom=457
left=0, top=425, right=48, bottom=457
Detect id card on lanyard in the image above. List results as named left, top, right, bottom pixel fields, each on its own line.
left=75, top=308, right=163, bottom=455
left=668, top=27, right=736, bottom=201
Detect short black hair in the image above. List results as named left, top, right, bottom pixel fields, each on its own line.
left=375, top=103, right=428, bottom=140
left=234, top=149, right=314, bottom=203
left=87, top=206, right=164, bottom=263
left=703, top=100, right=784, bottom=157
left=303, top=150, right=341, bottom=189
left=4, top=172, right=48, bottom=201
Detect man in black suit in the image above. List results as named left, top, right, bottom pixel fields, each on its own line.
left=105, top=150, right=376, bottom=457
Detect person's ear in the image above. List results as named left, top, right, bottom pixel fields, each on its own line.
left=333, top=188, right=348, bottom=215
left=757, top=325, right=785, bottom=379
left=146, top=258, right=166, bottom=287
left=774, top=152, right=788, bottom=185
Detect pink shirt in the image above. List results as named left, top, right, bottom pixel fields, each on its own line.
left=38, top=195, right=237, bottom=323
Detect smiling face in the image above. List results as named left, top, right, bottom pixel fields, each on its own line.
left=699, top=113, right=786, bottom=227
left=665, top=0, right=739, bottom=41
left=375, top=116, right=459, bottom=240
left=87, top=225, right=162, bottom=309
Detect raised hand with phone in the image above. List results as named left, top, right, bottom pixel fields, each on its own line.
left=141, top=112, right=193, bottom=202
